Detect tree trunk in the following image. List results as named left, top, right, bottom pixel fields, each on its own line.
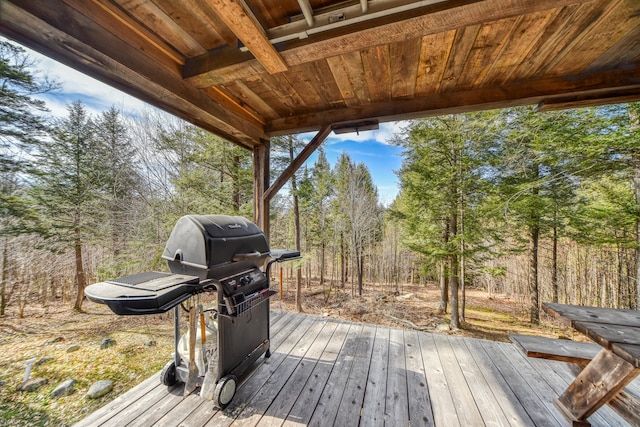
left=633, top=151, right=640, bottom=309
left=340, top=232, right=346, bottom=288
left=529, top=222, right=540, bottom=324
left=74, top=233, right=87, bottom=311
left=552, top=222, right=559, bottom=303
left=290, top=142, right=303, bottom=313
left=460, top=197, right=466, bottom=322
left=449, top=212, right=460, bottom=329
left=1, top=239, right=8, bottom=316
left=437, top=220, right=449, bottom=314
left=232, top=154, right=241, bottom=212
left=357, top=247, right=364, bottom=297
left=320, top=240, right=325, bottom=286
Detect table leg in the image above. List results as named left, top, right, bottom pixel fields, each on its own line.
left=555, top=348, right=639, bottom=426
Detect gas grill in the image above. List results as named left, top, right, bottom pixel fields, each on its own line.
left=85, top=214, right=300, bottom=407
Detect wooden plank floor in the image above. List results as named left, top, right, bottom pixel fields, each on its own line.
left=74, top=311, right=637, bottom=427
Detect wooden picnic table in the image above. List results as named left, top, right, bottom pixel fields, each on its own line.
left=542, top=302, right=640, bottom=427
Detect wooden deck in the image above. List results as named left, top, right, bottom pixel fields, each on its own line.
left=74, top=311, right=639, bottom=427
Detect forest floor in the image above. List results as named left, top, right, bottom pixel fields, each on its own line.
left=0, top=280, right=579, bottom=426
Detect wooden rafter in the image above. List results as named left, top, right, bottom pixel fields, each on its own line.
left=536, top=87, right=640, bottom=112
left=205, top=0, right=288, bottom=74
left=184, top=0, right=591, bottom=88
left=0, top=0, right=267, bottom=147
left=264, top=124, right=332, bottom=202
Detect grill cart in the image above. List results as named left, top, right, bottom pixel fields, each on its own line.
left=85, top=215, right=300, bottom=408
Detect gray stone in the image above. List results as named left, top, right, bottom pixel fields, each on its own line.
left=17, top=377, right=48, bottom=392
left=66, top=344, right=80, bottom=353
left=100, top=338, right=116, bottom=349
left=51, top=379, right=77, bottom=398
left=144, top=340, right=156, bottom=347
left=35, top=357, right=53, bottom=366
left=436, top=323, right=451, bottom=332
left=86, top=380, right=113, bottom=399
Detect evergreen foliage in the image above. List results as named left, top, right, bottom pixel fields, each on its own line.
left=1, top=38, right=638, bottom=322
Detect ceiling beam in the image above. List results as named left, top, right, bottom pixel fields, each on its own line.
left=297, top=0, right=315, bottom=27
left=184, top=0, right=590, bottom=87
left=205, top=0, right=288, bottom=74
left=265, top=63, right=640, bottom=135
left=1, top=0, right=267, bottom=147
left=264, top=125, right=332, bottom=202
left=361, top=0, right=369, bottom=14
left=535, top=88, right=640, bottom=112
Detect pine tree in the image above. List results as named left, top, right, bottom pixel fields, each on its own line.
left=0, top=40, right=56, bottom=314
left=94, top=106, right=140, bottom=264
left=395, top=112, right=502, bottom=327
left=31, top=101, right=102, bottom=311
left=271, top=135, right=306, bottom=311
left=331, top=153, right=380, bottom=297
left=495, top=107, right=595, bottom=322
left=310, top=148, right=333, bottom=286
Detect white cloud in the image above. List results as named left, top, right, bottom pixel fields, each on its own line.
left=23, top=45, right=148, bottom=117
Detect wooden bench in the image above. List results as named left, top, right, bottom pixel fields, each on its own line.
left=509, top=334, right=599, bottom=365
left=510, top=334, right=640, bottom=426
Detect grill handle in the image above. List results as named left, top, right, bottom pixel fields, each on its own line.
left=232, top=251, right=262, bottom=262
left=266, top=250, right=301, bottom=276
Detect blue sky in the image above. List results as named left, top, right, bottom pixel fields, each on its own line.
left=20, top=40, right=403, bottom=205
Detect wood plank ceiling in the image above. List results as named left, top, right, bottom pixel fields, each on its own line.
left=1, top=0, right=640, bottom=149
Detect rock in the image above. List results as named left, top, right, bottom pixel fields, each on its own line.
left=144, top=340, right=156, bottom=347
left=17, top=377, right=48, bottom=392
left=51, top=379, right=77, bottom=398
left=35, top=357, right=53, bottom=366
left=66, top=344, right=81, bottom=352
left=100, top=338, right=116, bottom=349
left=436, top=323, right=451, bottom=333
left=86, top=380, right=113, bottom=399
left=48, top=337, right=65, bottom=345
left=0, top=381, right=6, bottom=388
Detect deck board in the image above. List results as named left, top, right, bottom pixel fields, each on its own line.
left=308, top=323, right=363, bottom=427
left=74, top=311, right=638, bottom=427
left=333, top=324, right=375, bottom=427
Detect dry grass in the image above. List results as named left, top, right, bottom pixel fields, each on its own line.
left=0, top=304, right=175, bottom=426
left=0, top=281, right=578, bottom=426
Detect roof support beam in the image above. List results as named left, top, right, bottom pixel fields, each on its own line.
left=184, top=0, right=591, bottom=87
left=535, top=88, right=640, bottom=112
left=266, top=64, right=640, bottom=135
left=264, top=125, right=332, bottom=202
left=1, top=0, right=267, bottom=147
left=205, top=0, right=288, bottom=74
left=254, top=139, right=271, bottom=238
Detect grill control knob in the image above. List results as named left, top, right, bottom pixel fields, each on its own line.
left=239, top=276, right=252, bottom=286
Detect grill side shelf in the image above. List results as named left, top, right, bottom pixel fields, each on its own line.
left=220, top=289, right=276, bottom=317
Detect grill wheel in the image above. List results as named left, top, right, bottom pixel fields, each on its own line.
left=214, top=375, right=237, bottom=408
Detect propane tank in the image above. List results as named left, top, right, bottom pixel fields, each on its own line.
left=178, top=309, right=217, bottom=376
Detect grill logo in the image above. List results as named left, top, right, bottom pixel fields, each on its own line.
left=228, top=224, right=242, bottom=229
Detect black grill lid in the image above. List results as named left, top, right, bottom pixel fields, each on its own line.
left=162, top=215, right=270, bottom=279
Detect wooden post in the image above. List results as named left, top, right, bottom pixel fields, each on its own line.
left=253, top=138, right=270, bottom=240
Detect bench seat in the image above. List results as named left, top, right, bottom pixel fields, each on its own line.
left=509, top=333, right=600, bottom=365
